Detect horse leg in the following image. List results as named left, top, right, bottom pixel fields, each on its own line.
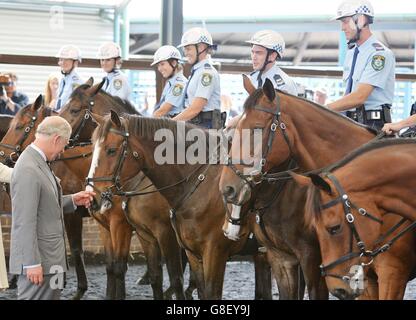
left=181, top=250, right=198, bottom=300
left=158, top=230, right=185, bottom=300
left=253, top=250, right=272, bottom=300
left=202, top=245, right=229, bottom=300
left=298, top=249, right=328, bottom=300
left=98, top=224, right=116, bottom=300
left=136, top=230, right=164, bottom=300
left=110, top=216, right=133, bottom=300
left=377, top=265, right=409, bottom=300
left=186, top=252, right=205, bottom=299
left=64, top=212, right=88, bottom=300
left=267, top=249, right=305, bottom=300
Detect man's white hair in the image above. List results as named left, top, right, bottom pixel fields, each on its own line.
left=35, top=116, right=72, bottom=140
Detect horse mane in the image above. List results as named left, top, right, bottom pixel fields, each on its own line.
left=244, top=88, right=378, bottom=135
left=324, top=137, right=416, bottom=174
left=304, top=183, right=325, bottom=229
left=93, top=115, right=211, bottom=152
left=70, top=83, right=140, bottom=115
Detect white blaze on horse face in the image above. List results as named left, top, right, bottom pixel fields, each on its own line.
left=224, top=205, right=241, bottom=241
left=86, top=139, right=102, bottom=192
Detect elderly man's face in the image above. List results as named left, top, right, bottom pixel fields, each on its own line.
left=50, top=135, right=69, bottom=160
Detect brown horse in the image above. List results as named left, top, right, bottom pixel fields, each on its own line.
left=294, top=138, right=416, bottom=299
left=219, top=76, right=416, bottom=299
left=59, top=80, right=193, bottom=299
left=88, top=111, right=274, bottom=299
left=0, top=114, right=13, bottom=215
left=0, top=98, right=91, bottom=299
left=62, top=142, right=188, bottom=299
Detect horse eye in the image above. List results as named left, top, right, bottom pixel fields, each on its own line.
left=70, top=108, right=81, bottom=115
left=327, top=224, right=341, bottom=236
left=107, top=148, right=116, bottom=156
left=15, top=125, right=23, bottom=130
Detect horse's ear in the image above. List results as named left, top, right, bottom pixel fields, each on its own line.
left=31, top=94, right=43, bottom=111
left=110, top=110, right=122, bottom=128
left=85, top=77, right=94, bottom=87
left=289, top=172, right=312, bottom=188
left=91, top=79, right=105, bottom=97
left=262, top=78, right=276, bottom=102
left=90, top=112, right=104, bottom=126
left=310, top=174, right=332, bottom=194
left=242, top=74, right=256, bottom=95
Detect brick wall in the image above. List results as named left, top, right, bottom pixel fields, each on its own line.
left=1, top=215, right=143, bottom=259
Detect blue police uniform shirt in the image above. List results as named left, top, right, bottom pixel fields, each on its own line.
left=103, top=70, right=131, bottom=101
left=154, top=71, right=187, bottom=116
left=55, top=70, right=83, bottom=111
left=184, top=58, right=221, bottom=112
left=250, top=64, right=299, bottom=95
left=343, top=34, right=395, bottom=111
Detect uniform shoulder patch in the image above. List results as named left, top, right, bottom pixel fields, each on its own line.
left=113, top=78, right=123, bottom=90
left=204, top=63, right=212, bottom=69
left=273, top=74, right=285, bottom=87
left=372, top=43, right=385, bottom=51
left=172, top=83, right=184, bottom=96
left=371, top=55, right=385, bottom=71
left=201, top=73, right=213, bottom=86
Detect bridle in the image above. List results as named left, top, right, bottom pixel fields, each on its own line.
left=67, top=97, right=96, bottom=148
left=224, top=92, right=296, bottom=190
left=85, top=119, right=217, bottom=260
left=318, top=173, right=416, bottom=284
left=0, top=107, right=54, bottom=166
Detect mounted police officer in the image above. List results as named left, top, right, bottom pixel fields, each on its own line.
left=97, top=42, right=131, bottom=101
left=151, top=45, right=187, bottom=118
left=173, top=27, right=223, bottom=129
left=246, top=30, right=298, bottom=95
left=55, top=45, right=83, bottom=111
left=327, top=0, right=395, bottom=130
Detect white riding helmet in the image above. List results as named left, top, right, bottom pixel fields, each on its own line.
left=177, top=27, right=213, bottom=48
left=56, top=45, right=82, bottom=63
left=151, top=45, right=183, bottom=66
left=97, top=42, right=122, bottom=59
left=332, top=0, right=374, bottom=21
left=246, top=30, right=285, bottom=59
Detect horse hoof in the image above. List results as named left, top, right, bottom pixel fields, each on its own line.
left=136, top=274, right=150, bottom=285
left=185, top=290, right=194, bottom=300
left=72, top=289, right=87, bottom=300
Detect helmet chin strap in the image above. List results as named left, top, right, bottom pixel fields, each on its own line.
left=61, top=61, right=76, bottom=76
left=192, top=44, right=209, bottom=66
left=257, top=50, right=275, bottom=85
left=347, top=15, right=368, bottom=49
left=167, top=60, right=178, bottom=78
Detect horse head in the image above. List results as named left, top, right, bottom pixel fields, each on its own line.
left=0, top=94, right=56, bottom=166
left=87, top=110, right=145, bottom=214
left=292, top=171, right=385, bottom=300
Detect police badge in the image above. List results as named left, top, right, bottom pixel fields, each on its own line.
left=201, top=73, right=212, bottom=86
left=113, top=79, right=123, bottom=90
left=172, top=84, right=183, bottom=96
left=371, top=55, right=385, bottom=71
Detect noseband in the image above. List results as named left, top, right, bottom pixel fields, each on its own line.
left=0, top=108, right=53, bottom=165
left=319, top=173, right=416, bottom=284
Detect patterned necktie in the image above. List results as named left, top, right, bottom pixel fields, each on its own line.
left=257, top=73, right=263, bottom=88
left=56, top=78, right=66, bottom=110
left=345, top=46, right=359, bottom=95
left=104, top=76, right=110, bottom=91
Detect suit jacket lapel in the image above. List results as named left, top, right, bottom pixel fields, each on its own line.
left=27, top=147, right=61, bottom=205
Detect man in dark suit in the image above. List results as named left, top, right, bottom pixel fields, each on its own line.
left=9, top=116, right=95, bottom=300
